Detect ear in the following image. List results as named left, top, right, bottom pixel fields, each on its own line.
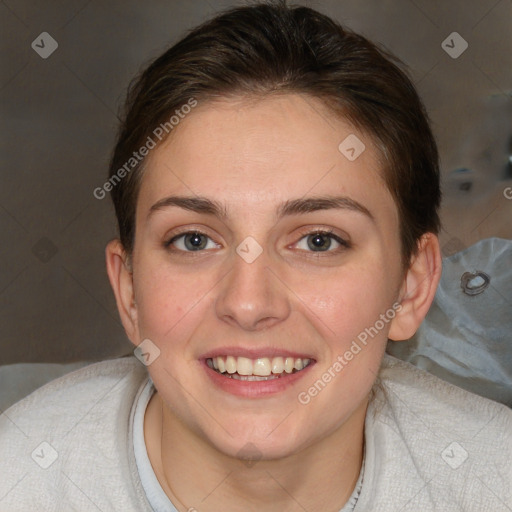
left=105, top=239, right=139, bottom=344
left=388, top=233, right=442, bottom=341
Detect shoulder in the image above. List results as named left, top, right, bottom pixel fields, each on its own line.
left=359, top=353, right=512, bottom=511
left=1, top=356, right=146, bottom=430
left=0, top=357, right=151, bottom=510
left=377, top=353, right=512, bottom=431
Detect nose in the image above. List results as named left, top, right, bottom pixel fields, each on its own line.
left=214, top=248, right=292, bottom=331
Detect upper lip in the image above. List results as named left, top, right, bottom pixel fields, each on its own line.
left=200, top=346, right=315, bottom=361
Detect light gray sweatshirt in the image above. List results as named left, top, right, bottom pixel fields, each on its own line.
left=0, top=354, right=510, bottom=511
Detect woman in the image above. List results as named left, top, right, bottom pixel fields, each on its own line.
left=1, top=2, right=510, bottom=510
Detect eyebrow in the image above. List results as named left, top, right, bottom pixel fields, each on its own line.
left=148, top=195, right=374, bottom=222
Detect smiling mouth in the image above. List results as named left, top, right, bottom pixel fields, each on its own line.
left=206, top=355, right=313, bottom=381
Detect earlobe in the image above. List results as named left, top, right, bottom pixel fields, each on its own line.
left=105, top=239, right=139, bottom=343
left=388, top=233, right=442, bottom=341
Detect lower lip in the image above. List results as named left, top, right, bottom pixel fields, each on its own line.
left=201, top=359, right=315, bottom=398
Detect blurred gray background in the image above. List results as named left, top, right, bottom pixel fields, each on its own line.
left=1, top=0, right=511, bottom=364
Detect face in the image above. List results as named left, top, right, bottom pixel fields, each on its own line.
left=125, top=93, right=406, bottom=460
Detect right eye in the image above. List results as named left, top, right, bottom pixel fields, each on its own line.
left=165, top=231, right=220, bottom=252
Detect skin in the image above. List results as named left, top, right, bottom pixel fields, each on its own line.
left=106, top=93, right=441, bottom=511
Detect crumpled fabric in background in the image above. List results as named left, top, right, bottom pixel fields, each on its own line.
left=387, top=237, right=512, bottom=407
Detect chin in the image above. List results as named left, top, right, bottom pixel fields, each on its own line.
left=205, top=423, right=308, bottom=463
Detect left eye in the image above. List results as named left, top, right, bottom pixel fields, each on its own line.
left=295, top=231, right=347, bottom=252
left=167, top=232, right=218, bottom=252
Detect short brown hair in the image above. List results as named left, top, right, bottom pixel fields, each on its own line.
left=108, top=1, right=441, bottom=269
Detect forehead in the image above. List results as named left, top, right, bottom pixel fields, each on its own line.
left=138, top=93, right=393, bottom=220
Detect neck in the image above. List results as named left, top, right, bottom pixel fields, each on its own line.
left=144, top=393, right=367, bottom=512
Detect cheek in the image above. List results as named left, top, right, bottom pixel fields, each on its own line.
left=133, top=262, right=213, bottom=343
left=293, top=269, right=391, bottom=421
left=296, top=264, right=393, bottom=348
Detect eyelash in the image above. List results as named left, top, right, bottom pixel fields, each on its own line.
left=164, top=228, right=351, bottom=256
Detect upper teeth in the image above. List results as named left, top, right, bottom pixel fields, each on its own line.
left=207, top=356, right=311, bottom=376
